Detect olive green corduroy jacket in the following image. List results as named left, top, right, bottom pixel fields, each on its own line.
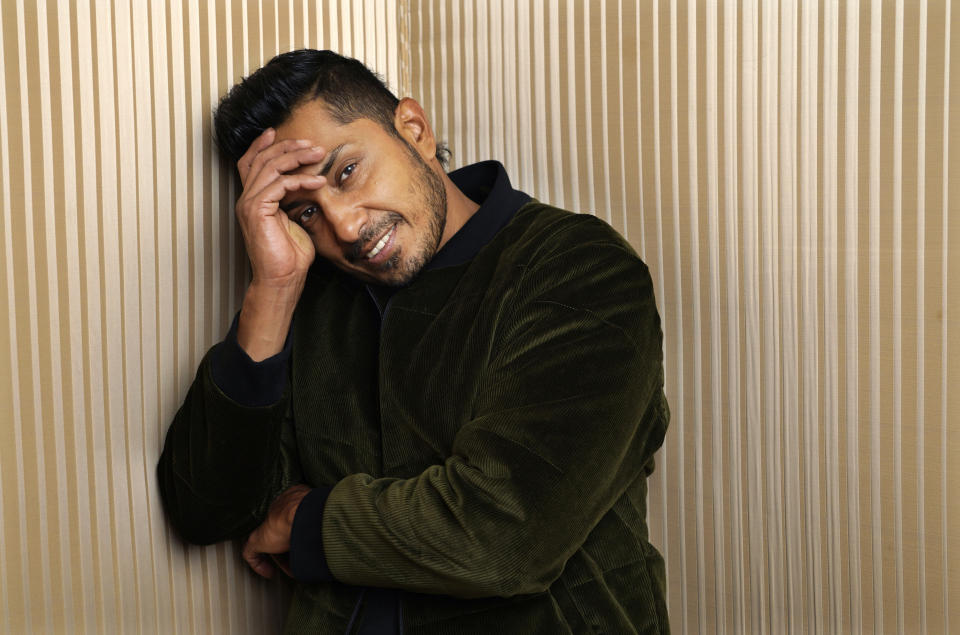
left=158, top=201, right=670, bottom=634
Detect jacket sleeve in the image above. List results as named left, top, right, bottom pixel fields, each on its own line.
left=156, top=319, right=302, bottom=545
left=316, top=232, right=669, bottom=598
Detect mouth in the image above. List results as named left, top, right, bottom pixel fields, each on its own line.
left=363, top=223, right=398, bottom=263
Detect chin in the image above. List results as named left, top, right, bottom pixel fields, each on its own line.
left=376, top=266, right=419, bottom=288
left=377, top=251, right=431, bottom=287
left=341, top=235, right=438, bottom=287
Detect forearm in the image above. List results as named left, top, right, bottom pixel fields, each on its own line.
left=237, top=279, right=303, bottom=361
left=292, top=328, right=667, bottom=596
left=157, top=326, right=293, bottom=544
left=317, top=381, right=666, bottom=597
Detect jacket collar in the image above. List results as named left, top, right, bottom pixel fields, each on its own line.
left=364, top=161, right=531, bottom=311
left=425, top=160, right=531, bottom=271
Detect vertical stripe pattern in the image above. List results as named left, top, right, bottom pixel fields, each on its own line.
left=0, top=1, right=404, bottom=633
left=407, top=2, right=957, bottom=634
left=1, top=1, right=958, bottom=633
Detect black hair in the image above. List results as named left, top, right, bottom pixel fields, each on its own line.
left=213, top=49, right=450, bottom=167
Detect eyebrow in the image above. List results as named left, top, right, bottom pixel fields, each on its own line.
left=319, top=143, right=345, bottom=177
left=280, top=143, right=346, bottom=214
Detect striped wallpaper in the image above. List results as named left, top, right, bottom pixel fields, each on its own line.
left=409, top=1, right=960, bottom=633
left=0, top=1, right=957, bottom=634
left=0, top=1, right=402, bottom=633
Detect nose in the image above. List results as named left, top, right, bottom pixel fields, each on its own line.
left=318, top=190, right=366, bottom=244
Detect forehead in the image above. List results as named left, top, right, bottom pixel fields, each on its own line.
left=274, top=98, right=383, bottom=146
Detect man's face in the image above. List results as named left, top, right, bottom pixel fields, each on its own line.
left=275, top=98, right=447, bottom=287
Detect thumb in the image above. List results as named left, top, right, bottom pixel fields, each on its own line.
left=242, top=531, right=276, bottom=579
left=281, top=214, right=316, bottom=257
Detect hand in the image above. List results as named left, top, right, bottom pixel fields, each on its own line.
left=233, top=129, right=327, bottom=360
left=242, top=484, right=312, bottom=579
left=235, top=128, right=327, bottom=288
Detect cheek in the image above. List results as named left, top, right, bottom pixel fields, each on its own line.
left=310, top=229, right=342, bottom=259
left=368, top=164, right=416, bottom=205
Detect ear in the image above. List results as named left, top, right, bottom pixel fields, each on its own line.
left=393, top=97, right=437, bottom=162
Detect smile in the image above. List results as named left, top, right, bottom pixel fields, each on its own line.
left=365, top=224, right=397, bottom=260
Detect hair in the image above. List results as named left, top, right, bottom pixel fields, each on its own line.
left=213, top=49, right=450, bottom=167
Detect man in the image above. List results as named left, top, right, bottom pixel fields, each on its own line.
left=158, top=49, right=670, bottom=634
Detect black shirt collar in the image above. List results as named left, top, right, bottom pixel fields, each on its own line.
left=364, top=160, right=531, bottom=311
left=364, top=161, right=530, bottom=312
left=425, top=160, right=531, bottom=270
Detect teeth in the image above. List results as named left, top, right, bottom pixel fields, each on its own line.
left=365, top=225, right=394, bottom=259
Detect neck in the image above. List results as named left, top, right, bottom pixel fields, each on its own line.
left=436, top=173, right=481, bottom=249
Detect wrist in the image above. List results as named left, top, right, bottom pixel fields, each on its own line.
left=283, top=484, right=313, bottom=525
left=248, top=271, right=307, bottom=297
left=237, top=281, right=303, bottom=361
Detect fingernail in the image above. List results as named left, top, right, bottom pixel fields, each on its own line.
left=312, top=145, right=323, bottom=152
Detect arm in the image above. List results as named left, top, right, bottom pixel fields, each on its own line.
left=289, top=232, right=668, bottom=597
left=156, top=319, right=299, bottom=544
left=157, top=129, right=328, bottom=544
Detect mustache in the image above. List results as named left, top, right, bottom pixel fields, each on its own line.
left=346, top=213, right=403, bottom=261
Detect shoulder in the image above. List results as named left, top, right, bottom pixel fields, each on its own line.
left=490, top=201, right=650, bottom=298
left=476, top=201, right=660, bottom=346
left=501, top=201, right=639, bottom=265
left=480, top=202, right=663, bottom=373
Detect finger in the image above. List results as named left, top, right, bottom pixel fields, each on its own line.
left=237, top=128, right=276, bottom=184
left=240, top=174, right=326, bottom=217
left=242, top=534, right=276, bottom=579
left=243, top=139, right=320, bottom=189
left=243, top=145, right=327, bottom=196
left=246, top=553, right=276, bottom=579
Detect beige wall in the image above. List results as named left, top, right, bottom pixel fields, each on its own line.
left=0, top=1, right=402, bottom=633
left=0, top=1, right=957, bottom=634
left=409, top=1, right=960, bottom=633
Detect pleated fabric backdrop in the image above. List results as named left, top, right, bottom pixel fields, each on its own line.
left=0, top=1, right=402, bottom=633
left=0, top=1, right=957, bottom=634
left=408, top=1, right=960, bottom=633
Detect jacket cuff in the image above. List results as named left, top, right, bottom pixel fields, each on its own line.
left=290, top=486, right=335, bottom=583
left=210, top=312, right=291, bottom=407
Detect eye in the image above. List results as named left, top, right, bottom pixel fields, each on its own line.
left=338, top=162, right=356, bottom=185
left=297, top=205, right=319, bottom=226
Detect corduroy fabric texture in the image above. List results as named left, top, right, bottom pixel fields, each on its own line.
left=158, top=201, right=670, bottom=634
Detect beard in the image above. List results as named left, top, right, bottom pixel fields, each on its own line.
left=358, top=148, right=448, bottom=287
